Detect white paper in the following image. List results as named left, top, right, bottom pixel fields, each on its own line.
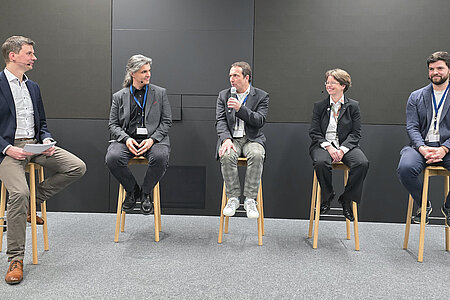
left=23, top=142, right=56, bottom=154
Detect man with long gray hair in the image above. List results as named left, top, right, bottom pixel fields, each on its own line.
left=106, top=54, right=172, bottom=215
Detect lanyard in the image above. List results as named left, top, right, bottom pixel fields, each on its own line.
left=130, top=85, right=148, bottom=111
left=431, top=84, right=450, bottom=131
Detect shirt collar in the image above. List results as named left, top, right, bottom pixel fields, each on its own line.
left=329, top=95, right=344, bottom=106
left=4, top=67, right=28, bottom=84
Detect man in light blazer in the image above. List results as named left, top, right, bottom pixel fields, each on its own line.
left=106, top=54, right=172, bottom=215
left=0, top=36, right=86, bottom=285
left=216, top=61, right=269, bottom=219
left=309, top=69, right=369, bottom=221
left=398, top=51, right=450, bottom=225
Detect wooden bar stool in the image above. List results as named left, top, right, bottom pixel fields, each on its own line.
left=308, top=162, right=360, bottom=250
left=114, top=156, right=162, bottom=243
left=403, top=166, right=450, bottom=262
left=218, top=157, right=264, bottom=246
left=0, top=162, right=49, bottom=265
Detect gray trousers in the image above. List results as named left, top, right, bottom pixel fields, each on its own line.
left=0, top=139, right=86, bottom=261
left=220, top=137, right=265, bottom=200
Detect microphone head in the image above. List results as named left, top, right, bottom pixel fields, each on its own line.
left=231, top=87, right=236, bottom=94
left=140, top=80, right=144, bottom=84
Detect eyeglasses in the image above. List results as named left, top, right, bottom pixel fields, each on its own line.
left=324, top=82, right=340, bottom=86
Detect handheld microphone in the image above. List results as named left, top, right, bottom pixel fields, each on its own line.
left=228, top=87, right=237, bottom=113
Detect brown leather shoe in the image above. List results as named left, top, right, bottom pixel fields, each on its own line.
left=5, top=260, right=23, bottom=285
left=27, top=214, right=44, bottom=225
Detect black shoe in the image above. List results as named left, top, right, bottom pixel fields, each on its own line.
left=122, top=185, right=141, bottom=213
left=320, top=192, right=335, bottom=214
left=140, top=193, right=154, bottom=215
left=338, top=196, right=354, bottom=221
left=441, top=205, right=450, bottom=226
left=412, top=201, right=432, bottom=224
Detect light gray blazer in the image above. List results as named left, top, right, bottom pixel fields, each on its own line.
left=406, top=83, right=450, bottom=149
left=108, top=83, right=172, bottom=146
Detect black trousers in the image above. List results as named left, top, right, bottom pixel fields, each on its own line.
left=105, top=142, right=169, bottom=194
left=310, top=146, right=369, bottom=204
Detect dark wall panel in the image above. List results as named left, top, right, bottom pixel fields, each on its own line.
left=254, top=0, right=450, bottom=124
left=0, top=0, right=111, bottom=119
left=112, top=0, right=254, bottom=94
left=45, top=119, right=110, bottom=213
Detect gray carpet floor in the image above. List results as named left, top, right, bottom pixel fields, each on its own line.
left=0, top=212, right=449, bottom=299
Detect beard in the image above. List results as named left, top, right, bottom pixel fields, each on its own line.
left=429, top=74, right=449, bottom=85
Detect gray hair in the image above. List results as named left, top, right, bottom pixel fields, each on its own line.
left=2, top=35, right=35, bottom=63
left=122, top=54, right=152, bottom=87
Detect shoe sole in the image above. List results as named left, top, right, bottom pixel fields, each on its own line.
left=247, top=214, right=259, bottom=219
left=223, top=211, right=235, bottom=217
left=5, top=278, right=22, bottom=285
left=412, top=207, right=432, bottom=225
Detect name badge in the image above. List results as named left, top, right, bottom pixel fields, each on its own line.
left=428, top=133, right=439, bottom=143
left=137, top=127, right=148, bottom=135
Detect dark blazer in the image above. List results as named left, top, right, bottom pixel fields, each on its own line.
left=215, top=85, right=269, bottom=158
left=406, top=83, right=450, bottom=149
left=108, top=83, right=172, bottom=146
left=309, top=96, right=361, bottom=153
left=0, top=70, right=52, bottom=163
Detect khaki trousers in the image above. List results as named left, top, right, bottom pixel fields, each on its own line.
left=0, top=139, right=86, bottom=261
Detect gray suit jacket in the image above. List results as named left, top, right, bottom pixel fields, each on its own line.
left=406, top=83, right=450, bottom=149
left=108, top=84, right=172, bottom=146
left=215, top=85, right=269, bottom=159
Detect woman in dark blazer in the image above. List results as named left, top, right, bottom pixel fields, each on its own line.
left=309, top=69, right=369, bottom=220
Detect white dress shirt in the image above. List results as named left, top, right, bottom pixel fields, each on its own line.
left=232, top=85, right=250, bottom=138
left=320, top=95, right=349, bottom=154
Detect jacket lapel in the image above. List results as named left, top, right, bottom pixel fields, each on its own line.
left=438, top=84, right=450, bottom=124
left=0, top=71, right=17, bottom=118
left=145, top=85, right=156, bottom=117
left=337, top=96, right=348, bottom=122
left=123, top=88, right=131, bottom=125
left=25, top=81, right=41, bottom=127
left=423, top=84, right=433, bottom=129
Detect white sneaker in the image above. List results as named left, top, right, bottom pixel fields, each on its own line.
left=223, top=197, right=240, bottom=217
left=244, top=198, right=259, bottom=219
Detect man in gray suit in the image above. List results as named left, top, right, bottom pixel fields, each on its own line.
left=398, top=51, right=450, bottom=225
left=216, top=61, right=269, bottom=219
left=106, top=54, right=172, bottom=215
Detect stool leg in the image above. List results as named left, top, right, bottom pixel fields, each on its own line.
left=308, top=171, right=318, bottom=239
left=445, top=177, right=449, bottom=251
left=257, top=180, right=263, bottom=246
left=153, top=183, right=160, bottom=242
left=353, top=202, right=360, bottom=251
left=418, top=168, right=430, bottom=262
left=0, top=183, right=6, bottom=252
left=218, top=183, right=227, bottom=244
left=120, top=190, right=126, bottom=232
left=41, top=201, right=49, bottom=251
left=403, top=195, right=414, bottom=250
left=258, top=182, right=264, bottom=236
left=114, top=184, right=124, bottom=243
left=29, top=164, right=38, bottom=265
left=38, top=167, right=49, bottom=251
left=224, top=184, right=229, bottom=234
left=313, top=183, right=321, bottom=249
left=157, top=183, right=161, bottom=231
left=344, top=169, right=351, bottom=240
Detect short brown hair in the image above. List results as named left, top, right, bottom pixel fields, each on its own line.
left=2, top=35, right=35, bottom=63
left=325, top=68, right=352, bottom=93
left=231, top=61, right=252, bottom=83
left=427, top=51, right=450, bottom=68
